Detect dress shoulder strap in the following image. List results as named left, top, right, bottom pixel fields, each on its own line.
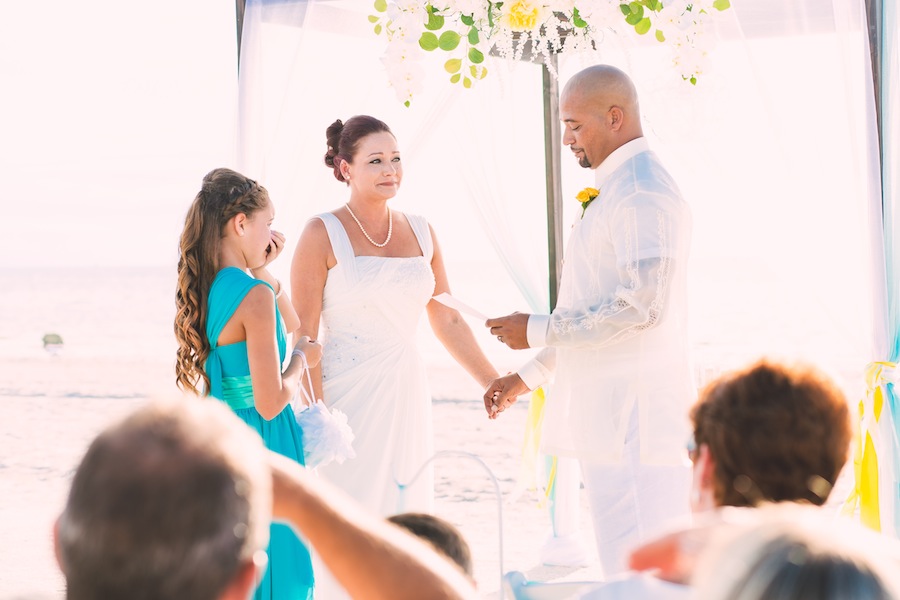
left=406, top=213, right=434, bottom=262
left=315, top=212, right=358, bottom=286
left=206, top=268, right=272, bottom=349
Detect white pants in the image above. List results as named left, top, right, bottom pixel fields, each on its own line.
left=579, top=408, right=691, bottom=578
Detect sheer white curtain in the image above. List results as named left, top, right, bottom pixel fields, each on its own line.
left=551, top=0, right=881, bottom=523
left=543, top=0, right=880, bottom=393
left=235, top=0, right=887, bottom=551
left=237, top=0, right=463, bottom=288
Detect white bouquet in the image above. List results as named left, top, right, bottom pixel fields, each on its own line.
left=294, top=400, right=356, bottom=469
left=291, top=350, right=355, bottom=469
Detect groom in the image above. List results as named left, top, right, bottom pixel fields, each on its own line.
left=484, top=64, right=694, bottom=578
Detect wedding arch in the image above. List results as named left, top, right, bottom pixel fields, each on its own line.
left=232, top=0, right=899, bottom=540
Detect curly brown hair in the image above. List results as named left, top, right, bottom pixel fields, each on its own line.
left=174, top=168, right=269, bottom=395
left=691, top=360, right=852, bottom=508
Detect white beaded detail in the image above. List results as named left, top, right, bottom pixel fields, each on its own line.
left=345, top=204, right=392, bottom=248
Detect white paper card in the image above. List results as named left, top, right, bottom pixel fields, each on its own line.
left=432, top=292, right=489, bottom=322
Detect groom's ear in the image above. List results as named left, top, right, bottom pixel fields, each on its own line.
left=607, top=106, right=624, bottom=131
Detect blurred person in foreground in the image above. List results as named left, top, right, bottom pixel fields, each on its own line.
left=577, top=359, right=854, bottom=599
left=388, top=512, right=474, bottom=581
left=54, top=397, right=476, bottom=600
left=692, top=503, right=900, bottom=600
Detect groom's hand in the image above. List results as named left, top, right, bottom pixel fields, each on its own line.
left=486, top=312, right=530, bottom=349
left=483, top=373, right=529, bottom=419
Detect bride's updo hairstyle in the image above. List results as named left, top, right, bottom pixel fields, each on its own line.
left=324, top=115, right=393, bottom=183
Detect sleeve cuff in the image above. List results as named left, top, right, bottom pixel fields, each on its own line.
left=518, top=357, right=551, bottom=391
left=526, top=314, right=551, bottom=349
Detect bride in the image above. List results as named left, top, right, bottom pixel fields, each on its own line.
left=290, top=115, right=498, bottom=516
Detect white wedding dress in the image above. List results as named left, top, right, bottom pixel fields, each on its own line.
left=314, top=212, right=436, bottom=517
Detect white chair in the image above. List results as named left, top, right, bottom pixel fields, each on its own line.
left=502, top=570, right=603, bottom=600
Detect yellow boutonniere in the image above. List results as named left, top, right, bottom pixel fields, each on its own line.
left=576, top=187, right=600, bottom=218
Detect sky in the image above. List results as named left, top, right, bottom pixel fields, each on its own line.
left=1, top=1, right=237, bottom=268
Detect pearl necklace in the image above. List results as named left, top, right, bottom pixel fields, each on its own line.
left=345, top=204, right=392, bottom=248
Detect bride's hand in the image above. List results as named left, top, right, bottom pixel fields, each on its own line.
left=294, top=336, right=323, bottom=368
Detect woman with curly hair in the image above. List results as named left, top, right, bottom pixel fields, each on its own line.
left=175, top=167, right=319, bottom=599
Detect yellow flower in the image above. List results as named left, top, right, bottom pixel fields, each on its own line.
left=576, top=187, right=599, bottom=203
left=576, top=186, right=600, bottom=218
left=501, top=0, right=548, bottom=32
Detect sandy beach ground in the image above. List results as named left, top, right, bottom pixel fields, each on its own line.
left=0, top=355, right=604, bottom=599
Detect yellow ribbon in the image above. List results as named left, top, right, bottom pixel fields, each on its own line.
left=517, top=387, right=557, bottom=507
left=842, top=361, right=894, bottom=530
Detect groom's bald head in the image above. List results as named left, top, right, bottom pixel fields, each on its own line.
left=561, top=65, right=643, bottom=168
left=565, top=65, right=639, bottom=111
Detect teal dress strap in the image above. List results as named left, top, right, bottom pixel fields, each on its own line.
left=205, top=267, right=283, bottom=400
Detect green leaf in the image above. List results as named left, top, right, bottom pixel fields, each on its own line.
left=647, top=0, right=661, bottom=11
left=690, top=76, right=697, bottom=85
left=625, top=3, right=644, bottom=24
left=450, top=73, right=461, bottom=84
left=619, top=3, right=631, bottom=16
left=468, top=27, right=479, bottom=44
left=425, top=7, right=445, bottom=30
left=368, top=15, right=379, bottom=23
left=419, top=31, right=440, bottom=51
left=374, top=0, right=387, bottom=12
left=634, top=17, right=651, bottom=34
left=655, top=29, right=665, bottom=42
left=374, top=23, right=383, bottom=35
left=572, top=7, right=588, bottom=28
left=445, top=58, right=462, bottom=73
left=470, top=65, right=488, bottom=79
left=438, top=30, right=461, bottom=50
left=712, top=0, right=730, bottom=9
left=463, top=76, right=472, bottom=89
left=460, top=14, right=474, bottom=26
left=468, top=47, right=485, bottom=64
left=404, top=100, right=411, bottom=107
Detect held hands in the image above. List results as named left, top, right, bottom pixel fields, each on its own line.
left=485, top=312, right=531, bottom=350
left=293, top=336, right=323, bottom=368
left=482, top=373, right=529, bottom=419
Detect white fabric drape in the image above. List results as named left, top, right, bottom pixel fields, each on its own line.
left=235, top=0, right=888, bottom=580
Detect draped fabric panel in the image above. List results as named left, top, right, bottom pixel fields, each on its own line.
left=235, top=0, right=890, bottom=541
left=881, top=0, right=900, bottom=535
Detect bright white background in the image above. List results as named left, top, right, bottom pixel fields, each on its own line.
left=0, top=1, right=880, bottom=385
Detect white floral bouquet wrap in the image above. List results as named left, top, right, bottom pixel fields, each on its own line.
left=292, top=353, right=356, bottom=469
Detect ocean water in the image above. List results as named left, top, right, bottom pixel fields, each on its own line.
left=0, top=262, right=525, bottom=401
left=0, top=256, right=874, bottom=402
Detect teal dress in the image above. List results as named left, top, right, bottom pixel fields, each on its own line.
left=206, top=267, right=315, bottom=600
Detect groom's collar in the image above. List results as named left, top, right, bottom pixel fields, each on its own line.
left=593, top=137, right=650, bottom=188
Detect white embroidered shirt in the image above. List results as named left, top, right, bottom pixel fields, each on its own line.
left=517, top=137, right=694, bottom=465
